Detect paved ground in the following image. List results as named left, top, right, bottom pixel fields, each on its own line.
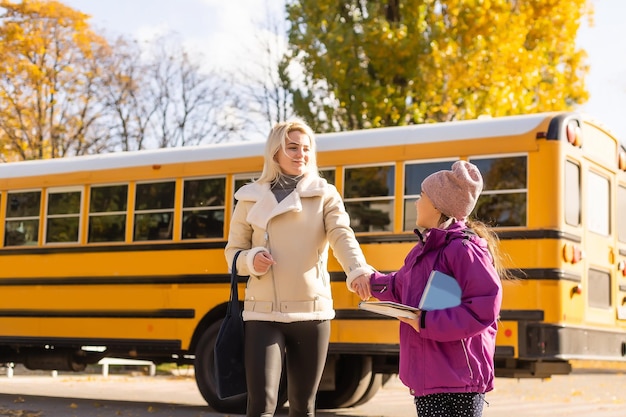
left=0, top=365, right=624, bottom=417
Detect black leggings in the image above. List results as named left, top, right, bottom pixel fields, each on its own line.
left=415, top=392, right=485, bottom=417
left=244, top=320, right=331, bottom=417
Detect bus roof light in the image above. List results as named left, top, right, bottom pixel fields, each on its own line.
left=619, top=151, right=626, bottom=171
left=566, top=121, right=582, bottom=147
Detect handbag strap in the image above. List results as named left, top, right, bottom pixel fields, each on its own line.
left=227, top=250, right=244, bottom=316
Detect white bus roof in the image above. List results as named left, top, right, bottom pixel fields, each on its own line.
left=0, top=113, right=556, bottom=179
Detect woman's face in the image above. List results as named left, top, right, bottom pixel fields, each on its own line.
left=415, top=193, right=442, bottom=229
left=275, top=130, right=311, bottom=176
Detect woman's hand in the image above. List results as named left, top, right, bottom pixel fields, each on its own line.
left=351, top=274, right=372, bottom=300
left=398, top=311, right=421, bottom=333
left=253, top=251, right=276, bottom=274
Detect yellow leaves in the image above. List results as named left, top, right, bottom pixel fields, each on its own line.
left=0, top=396, right=43, bottom=417
left=0, top=0, right=113, bottom=160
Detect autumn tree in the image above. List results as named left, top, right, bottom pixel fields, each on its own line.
left=285, top=0, right=592, bottom=132
left=97, top=36, right=155, bottom=151
left=0, top=1, right=249, bottom=161
left=98, top=33, right=246, bottom=151
left=0, top=0, right=111, bottom=160
left=144, top=34, right=244, bottom=148
left=236, top=3, right=295, bottom=135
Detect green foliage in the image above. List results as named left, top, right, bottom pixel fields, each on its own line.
left=285, top=0, right=591, bottom=132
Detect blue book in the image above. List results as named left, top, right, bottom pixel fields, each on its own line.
left=418, top=270, right=462, bottom=311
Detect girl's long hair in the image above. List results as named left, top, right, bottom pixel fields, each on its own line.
left=466, top=218, right=516, bottom=281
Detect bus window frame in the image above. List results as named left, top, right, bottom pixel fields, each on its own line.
left=44, top=185, right=84, bottom=245
left=564, top=160, right=582, bottom=227
left=618, top=183, right=626, bottom=243
left=181, top=175, right=227, bottom=240
left=87, top=182, right=129, bottom=244
left=133, top=179, right=177, bottom=242
left=343, top=162, right=395, bottom=234
left=586, top=169, right=611, bottom=237
left=402, top=158, right=458, bottom=232
left=469, top=153, right=528, bottom=228
left=4, top=188, right=43, bottom=247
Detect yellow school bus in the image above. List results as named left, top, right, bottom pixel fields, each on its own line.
left=0, top=112, right=625, bottom=413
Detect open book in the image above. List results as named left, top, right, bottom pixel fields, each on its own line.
left=358, top=301, right=419, bottom=319
left=358, top=270, right=462, bottom=319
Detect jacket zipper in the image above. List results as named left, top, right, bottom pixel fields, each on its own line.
left=317, top=251, right=328, bottom=287
left=460, top=339, right=473, bottom=380
left=265, top=229, right=279, bottom=310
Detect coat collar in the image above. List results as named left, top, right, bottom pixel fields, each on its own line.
left=235, top=174, right=328, bottom=229
left=422, top=220, right=472, bottom=250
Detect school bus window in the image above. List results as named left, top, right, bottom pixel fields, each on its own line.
left=403, top=161, right=457, bottom=231
left=234, top=174, right=258, bottom=194
left=134, top=181, right=175, bottom=241
left=319, top=168, right=335, bottom=185
left=344, top=165, right=394, bottom=233
left=587, top=171, right=610, bottom=236
left=618, top=185, right=626, bottom=243
left=88, top=184, right=128, bottom=243
left=232, top=174, right=260, bottom=209
left=234, top=178, right=249, bottom=192
left=470, top=156, right=527, bottom=227
left=5, top=191, right=41, bottom=246
left=182, top=178, right=226, bottom=239
left=46, top=189, right=82, bottom=244
left=564, top=161, right=581, bottom=227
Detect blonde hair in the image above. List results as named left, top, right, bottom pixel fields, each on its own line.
left=256, top=120, right=319, bottom=184
left=466, top=218, right=515, bottom=281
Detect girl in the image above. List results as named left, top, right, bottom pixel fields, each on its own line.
left=353, top=160, right=508, bottom=417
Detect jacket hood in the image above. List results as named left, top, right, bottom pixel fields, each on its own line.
left=422, top=220, right=485, bottom=251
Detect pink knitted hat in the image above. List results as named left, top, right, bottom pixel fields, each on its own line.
left=421, top=161, right=483, bottom=220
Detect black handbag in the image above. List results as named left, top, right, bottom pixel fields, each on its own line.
left=214, top=250, right=247, bottom=399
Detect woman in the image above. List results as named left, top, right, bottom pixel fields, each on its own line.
left=353, top=160, right=508, bottom=417
left=225, top=120, right=372, bottom=417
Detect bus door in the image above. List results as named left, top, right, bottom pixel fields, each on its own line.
left=584, top=166, right=615, bottom=326
left=618, top=184, right=626, bottom=322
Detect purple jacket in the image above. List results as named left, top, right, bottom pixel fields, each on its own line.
left=370, top=221, right=502, bottom=397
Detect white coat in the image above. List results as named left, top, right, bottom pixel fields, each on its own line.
left=225, top=174, right=371, bottom=323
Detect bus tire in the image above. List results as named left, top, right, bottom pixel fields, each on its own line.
left=316, top=355, right=373, bottom=409
left=351, top=373, right=383, bottom=407
left=194, top=320, right=247, bottom=414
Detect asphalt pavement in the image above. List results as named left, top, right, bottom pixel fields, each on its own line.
left=0, top=364, right=625, bottom=417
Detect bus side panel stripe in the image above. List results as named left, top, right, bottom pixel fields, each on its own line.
left=0, top=309, right=195, bottom=319
left=0, top=336, right=182, bottom=350
left=330, top=269, right=581, bottom=283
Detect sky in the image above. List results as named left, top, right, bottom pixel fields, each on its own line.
left=61, top=0, right=626, bottom=143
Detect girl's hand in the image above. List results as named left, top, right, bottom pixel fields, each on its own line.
left=398, top=312, right=421, bottom=333
left=351, top=274, right=372, bottom=300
